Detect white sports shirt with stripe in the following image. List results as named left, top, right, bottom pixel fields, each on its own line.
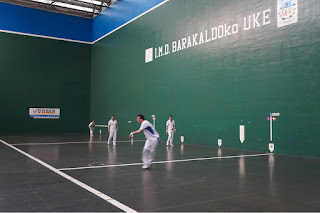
left=139, top=120, right=159, bottom=140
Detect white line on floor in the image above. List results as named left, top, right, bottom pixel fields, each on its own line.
left=59, top=153, right=273, bottom=171
left=11, top=140, right=145, bottom=146
left=0, top=139, right=137, bottom=213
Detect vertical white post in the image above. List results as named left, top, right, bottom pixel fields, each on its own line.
left=270, top=115, right=273, bottom=142
left=181, top=136, right=184, bottom=143
left=151, top=115, right=156, bottom=128
left=240, top=125, right=245, bottom=143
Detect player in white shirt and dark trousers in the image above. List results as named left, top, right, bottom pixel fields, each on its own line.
left=130, top=114, right=160, bottom=169
left=88, top=120, right=95, bottom=136
left=166, top=115, right=176, bottom=146
left=108, top=115, right=119, bottom=145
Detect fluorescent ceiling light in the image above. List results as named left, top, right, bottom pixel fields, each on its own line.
left=54, top=2, right=93, bottom=12
left=30, top=0, right=95, bottom=13
left=31, top=0, right=53, bottom=4
left=77, top=0, right=104, bottom=6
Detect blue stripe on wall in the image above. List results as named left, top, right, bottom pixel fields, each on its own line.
left=0, top=2, right=92, bottom=43
left=0, top=0, right=167, bottom=43
left=92, top=0, right=167, bottom=42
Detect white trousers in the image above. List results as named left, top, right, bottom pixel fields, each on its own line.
left=89, top=128, right=94, bottom=135
left=108, top=130, right=117, bottom=144
left=166, top=130, right=174, bottom=145
left=142, top=138, right=159, bottom=167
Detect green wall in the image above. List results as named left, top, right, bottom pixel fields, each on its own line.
left=0, top=32, right=91, bottom=134
left=91, top=0, right=320, bottom=158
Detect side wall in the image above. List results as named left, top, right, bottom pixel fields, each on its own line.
left=0, top=32, right=91, bottom=134
left=91, top=0, right=320, bottom=158
left=0, top=2, right=92, bottom=43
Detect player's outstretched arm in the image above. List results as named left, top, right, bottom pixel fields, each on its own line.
left=129, top=129, right=143, bottom=138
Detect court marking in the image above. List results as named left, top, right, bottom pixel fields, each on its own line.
left=58, top=153, right=273, bottom=171
left=0, top=139, right=137, bottom=213
left=11, top=140, right=144, bottom=146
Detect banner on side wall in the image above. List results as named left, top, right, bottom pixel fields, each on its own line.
left=145, top=0, right=299, bottom=63
left=29, top=108, right=60, bottom=119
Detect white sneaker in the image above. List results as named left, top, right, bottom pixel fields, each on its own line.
left=113, top=143, right=116, bottom=146
left=170, top=144, right=174, bottom=146
left=142, top=162, right=152, bottom=169
left=107, top=142, right=110, bottom=144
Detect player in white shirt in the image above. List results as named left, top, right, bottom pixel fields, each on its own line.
left=108, top=115, right=119, bottom=145
left=166, top=115, right=176, bottom=146
left=88, top=120, right=95, bottom=136
left=129, top=114, right=160, bottom=169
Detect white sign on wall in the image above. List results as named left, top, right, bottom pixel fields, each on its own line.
left=277, top=0, right=298, bottom=28
left=29, top=108, right=60, bottom=119
left=145, top=48, right=153, bottom=63
left=144, top=7, right=272, bottom=63
left=269, top=143, right=275, bottom=152
left=270, top=112, right=280, bottom=117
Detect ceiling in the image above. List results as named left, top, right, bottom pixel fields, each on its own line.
left=1, top=0, right=118, bottom=19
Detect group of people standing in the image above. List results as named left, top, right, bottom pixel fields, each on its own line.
left=88, top=114, right=176, bottom=169
left=88, top=115, right=119, bottom=145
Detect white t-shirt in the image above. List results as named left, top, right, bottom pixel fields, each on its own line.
left=108, top=119, right=118, bottom=131
left=166, top=120, right=175, bottom=131
left=88, top=122, right=95, bottom=128
left=139, top=120, right=159, bottom=140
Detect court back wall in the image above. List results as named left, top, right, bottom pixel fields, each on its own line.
left=90, top=0, right=320, bottom=158
left=0, top=32, right=91, bottom=134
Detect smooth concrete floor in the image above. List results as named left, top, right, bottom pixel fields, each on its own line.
left=0, top=134, right=319, bottom=212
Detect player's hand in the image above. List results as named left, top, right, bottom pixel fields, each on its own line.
left=129, top=132, right=133, bottom=138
